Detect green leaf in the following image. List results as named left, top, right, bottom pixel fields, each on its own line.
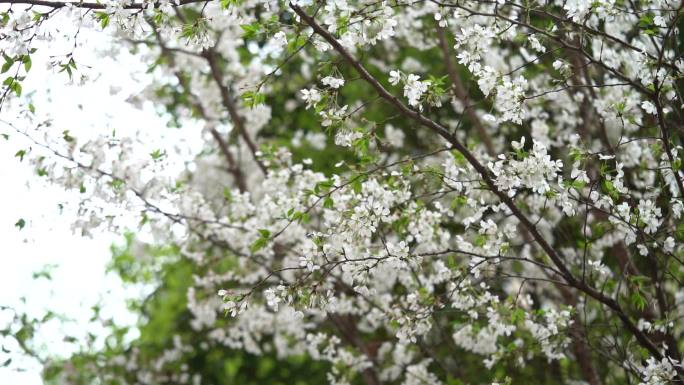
left=31, top=11, right=44, bottom=22
left=180, top=23, right=196, bottom=39
left=1, top=54, right=13, bottom=74
left=510, top=308, right=525, bottom=323
left=15, top=218, right=25, bottom=230
left=250, top=237, right=268, bottom=253
left=15, top=149, right=26, bottom=161
left=22, top=54, right=31, bottom=72
left=110, top=179, right=125, bottom=190
left=674, top=223, right=684, bottom=241
left=241, top=90, right=265, bottom=108
left=150, top=149, right=165, bottom=160
left=631, top=291, right=647, bottom=311
left=351, top=178, right=363, bottom=194
left=629, top=275, right=650, bottom=286
left=62, top=130, right=74, bottom=142
left=601, top=179, right=619, bottom=200
left=58, top=58, right=77, bottom=80
left=240, top=22, right=261, bottom=39
left=32, top=265, right=56, bottom=280
left=223, top=187, right=232, bottom=202
left=95, top=11, right=110, bottom=29
left=220, top=0, right=241, bottom=8
left=12, top=80, right=21, bottom=96
left=450, top=195, right=467, bottom=209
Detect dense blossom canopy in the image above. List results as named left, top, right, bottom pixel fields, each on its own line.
left=1, top=0, right=684, bottom=384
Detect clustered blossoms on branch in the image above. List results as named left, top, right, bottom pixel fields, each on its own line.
left=1, top=0, right=684, bottom=385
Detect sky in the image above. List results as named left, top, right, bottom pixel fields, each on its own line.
left=0, top=162, right=125, bottom=384
left=0, top=16, right=191, bottom=384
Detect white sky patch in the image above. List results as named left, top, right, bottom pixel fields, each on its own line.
left=0, top=18, right=201, bottom=383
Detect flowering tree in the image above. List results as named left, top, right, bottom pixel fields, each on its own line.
left=1, top=0, right=684, bottom=384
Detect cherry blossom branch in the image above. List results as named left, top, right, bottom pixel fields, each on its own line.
left=0, top=0, right=208, bottom=9
left=289, top=2, right=668, bottom=364
left=144, top=19, right=249, bottom=192
left=202, top=49, right=268, bottom=175
left=431, top=0, right=655, bottom=97
left=435, top=26, right=495, bottom=156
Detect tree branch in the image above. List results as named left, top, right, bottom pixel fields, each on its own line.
left=436, top=26, right=495, bottom=156
left=289, top=2, right=667, bottom=364
left=202, top=48, right=268, bottom=175
left=0, top=0, right=207, bottom=9
left=145, top=18, right=248, bottom=191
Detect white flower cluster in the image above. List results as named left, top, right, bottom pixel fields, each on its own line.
left=389, top=70, right=431, bottom=110
left=639, top=357, right=679, bottom=385
left=489, top=138, right=563, bottom=197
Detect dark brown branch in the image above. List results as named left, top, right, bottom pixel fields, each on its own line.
left=202, top=49, right=268, bottom=175
left=0, top=0, right=207, bottom=9
left=145, top=18, right=248, bottom=191
left=436, top=26, right=495, bottom=156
